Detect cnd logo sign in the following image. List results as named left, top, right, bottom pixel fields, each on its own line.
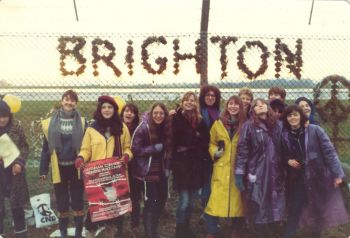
left=37, top=204, right=52, bottom=217
left=37, top=203, right=57, bottom=223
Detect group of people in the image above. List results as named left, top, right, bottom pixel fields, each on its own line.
left=0, top=85, right=348, bottom=238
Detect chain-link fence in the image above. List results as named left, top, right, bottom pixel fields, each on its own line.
left=0, top=32, right=350, bottom=164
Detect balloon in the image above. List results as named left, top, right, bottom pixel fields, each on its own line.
left=3, top=94, right=21, bottom=113
left=114, top=96, right=126, bottom=115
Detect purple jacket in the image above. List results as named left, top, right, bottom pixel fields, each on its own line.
left=131, top=117, right=170, bottom=181
left=235, top=120, right=286, bottom=224
left=282, top=124, right=348, bottom=229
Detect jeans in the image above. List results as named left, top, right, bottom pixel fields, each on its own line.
left=200, top=170, right=212, bottom=207
left=176, top=189, right=197, bottom=224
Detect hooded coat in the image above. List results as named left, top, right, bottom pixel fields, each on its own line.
left=235, top=120, right=286, bottom=224
left=0, top=119, right=29, bottom=208
left=281, top=124, right=348, bottom=229
left=131, top=114, right=171, bottom=180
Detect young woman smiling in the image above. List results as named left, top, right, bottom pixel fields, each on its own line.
left=281, top=105, right=348, bottom=238
left=131, top=102, right=172, bottom=238
left=172, top=91, right=209, bottom=238
left=204, top=96, right=246, bottom=238
left=75, top=95, right=132, bottom=238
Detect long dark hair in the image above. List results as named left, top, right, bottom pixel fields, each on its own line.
left=220, top=95, right=246, bottom=134
left=281, top=105, right=308, bottom=130
left=148, top=102, right=172, bottom=159
left=250, top=98, right=277, bottom=134
left=121, top=103, right=140, bottom=135
left=199, top=85, right=221, bottom=109
left=93, top=100, right=123, bottom=137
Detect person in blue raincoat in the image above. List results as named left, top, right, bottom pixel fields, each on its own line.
left=281, top=105, right=348, bottom=238
left=235, top=98, right=286, bottom=238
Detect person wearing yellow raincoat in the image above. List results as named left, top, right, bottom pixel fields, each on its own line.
left=204, top=95, right=246, bottom=238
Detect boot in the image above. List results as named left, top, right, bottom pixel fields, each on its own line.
left=85, top=230, right=96, bottom=238
left=15, top=231, right=27, bottom=238
left=230, top=230, right=241, bottom=238
left=206, top=235, right=216, bottom=238
left=116, top=216, right=124, bottom=238
left=175, top=224, right=186, bottom=238
left=104, top=224, right=117, bottom=238
left=151, top=211, right=161, bottom=238
left=74, top=215, right=84, bottom=238
left=58, top=217, right=69, bottom=238
left=144, top=212, right=153, bottom=238
left=184, top=223, right=196, bottom=238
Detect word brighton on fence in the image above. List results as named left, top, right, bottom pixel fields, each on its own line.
left=57, top=36, right=303, bottom=80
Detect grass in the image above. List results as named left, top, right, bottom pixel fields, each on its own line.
left=2, top=100, right=350, bottom=237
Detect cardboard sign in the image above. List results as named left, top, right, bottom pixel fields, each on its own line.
left=83, top=157, right=131, bottom=222
left=0, top=133, right=20, bottom=168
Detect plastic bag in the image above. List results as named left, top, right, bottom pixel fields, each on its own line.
left=30, top=193, right=58, bottom=228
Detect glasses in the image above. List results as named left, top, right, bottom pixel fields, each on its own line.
left=205, top=94, right=216, bottom=98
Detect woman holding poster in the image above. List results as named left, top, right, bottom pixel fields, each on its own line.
left=131, top=102, right=172, bottom=238
left=75, top=95, right=132, bottom=238
left=0, top=99, right=29, bottom=238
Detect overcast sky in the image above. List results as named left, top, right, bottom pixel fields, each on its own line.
left=1, top=0, right=350, bottom=34
left=0, top=0, right=350, bottom=87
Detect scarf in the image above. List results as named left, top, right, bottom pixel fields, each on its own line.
left=221, top=113, right=238, bottom=139
left=47, top=108, right=83, bottom=154
left=201, top=107, right=220, bottom=128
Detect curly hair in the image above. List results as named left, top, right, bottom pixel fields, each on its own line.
left=238, top=87, right=254, bottom=101
left=199, top=85, right=221, bottom=109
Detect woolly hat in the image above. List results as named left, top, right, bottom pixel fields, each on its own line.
left=98, top=95, right=118, bottom=110
left=269, top=98, right=287, bottom=113
left=0, top=100, right=11, bottom=117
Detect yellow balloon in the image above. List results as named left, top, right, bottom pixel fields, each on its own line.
left=3, top=94, right=21, bottom=113
left=114, top=96, right=126, bottom=115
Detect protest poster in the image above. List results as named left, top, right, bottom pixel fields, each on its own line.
left=83, top=157, right=131, bottom=222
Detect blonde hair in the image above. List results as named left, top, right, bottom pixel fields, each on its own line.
left=180, top=91, right=202, bottom=121
left=238, top=87, right=254, bottom=101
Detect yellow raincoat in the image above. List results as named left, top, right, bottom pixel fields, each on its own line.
left=79, top=123, right=132, bottom=162
left=204, top=120, right=244, bottom=217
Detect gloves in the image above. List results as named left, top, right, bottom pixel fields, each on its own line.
left=154, top=143, right=164, bottom=152
left=74, top=156, right=84, bottom=169
left=122, top=154, right=129, bottom=164
left=164, top=169, right=170, bottom=177
left=235, top=175, right=245, bottom=192
left=214, top=148, right=224, bottom=160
